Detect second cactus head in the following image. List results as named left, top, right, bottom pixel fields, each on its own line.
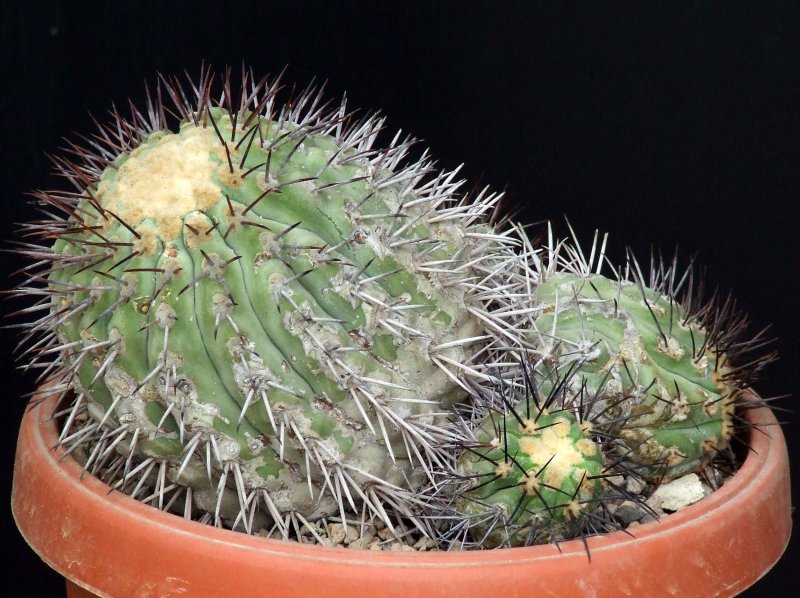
left=522, top=231, right=773, bottom=482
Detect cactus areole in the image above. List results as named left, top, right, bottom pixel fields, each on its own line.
left=27, top=69, right=518, bottom=537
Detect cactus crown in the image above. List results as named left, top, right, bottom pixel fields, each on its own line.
left=452, top=364, right=609, bottom=548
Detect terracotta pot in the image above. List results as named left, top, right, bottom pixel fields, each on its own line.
left=12, top=387, right=791, bottom=598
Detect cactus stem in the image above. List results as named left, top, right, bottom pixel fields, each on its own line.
left=10, top=66, right=531, bottom=544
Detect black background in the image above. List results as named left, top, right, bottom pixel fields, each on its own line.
left=1, top=1, right=797, bottom=595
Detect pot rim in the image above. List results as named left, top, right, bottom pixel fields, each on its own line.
left=12, top=387, right=792, bottom=597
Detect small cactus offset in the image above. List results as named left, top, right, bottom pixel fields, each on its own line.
left=13, top=68, right=523, bottom=538
left=453, top=371, right=608, bottom=547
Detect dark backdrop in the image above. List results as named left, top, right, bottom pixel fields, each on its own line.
left=1, top=2, right=797, bottom=595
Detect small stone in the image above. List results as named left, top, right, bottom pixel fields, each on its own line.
left=652, top=473, right=705, bottom=512
left=377, top=527, right=394, bottom=541
left=343, top=525, right=361, bottom=545
left=327, top=523, right=346, bottom=545
left=347, top=536, right=374, bottom=550
left=605, top=475, right=625, bottom=488
left=626, top=476, right=647, bottom=495
left=412, top=537, right=437, bottom=551
left=614, top=500, right=646, bottom=525
left=645, top=492, right=664, bottom=515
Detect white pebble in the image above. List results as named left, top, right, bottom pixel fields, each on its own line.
left=652, top=473, right=706, bottom=512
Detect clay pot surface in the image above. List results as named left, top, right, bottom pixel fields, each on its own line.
left=13, top=388, right=791, bottom=598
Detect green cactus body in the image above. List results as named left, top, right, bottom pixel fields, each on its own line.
left=457, top=407, right=604, bottom=547
left=529, top=272, right=735, bottom=480
left=41, top=76, right=516, bottom=534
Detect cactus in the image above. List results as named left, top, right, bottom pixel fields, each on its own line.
left=453, top=375, right=607, bottom=547
left=518, top=229, right=774, bottom=481
left=11, top=67, right=776, bottom=551
left=434, top=228, right=774, bottom=548
left=436, top=356, right=652, bottom=549
left=13, top=68, right=523, bottom=538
